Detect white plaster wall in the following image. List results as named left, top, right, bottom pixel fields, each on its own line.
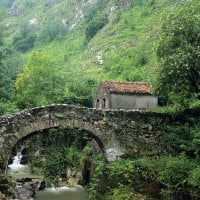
left=110, top=94, right=158, bottom=110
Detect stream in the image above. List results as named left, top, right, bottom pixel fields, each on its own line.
left=8, top=151, right=88, bottom=200
left=35, top=186, right=87, bottom=200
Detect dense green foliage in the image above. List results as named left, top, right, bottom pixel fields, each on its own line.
left=0, top=46, right=23, bottom=100
left=85, top=13, right=108, bottom=41
left=15, top=52, right=66, bottom=108
left=1, top=0, right=200, bottom=199
left=157, top=0, right=200, bottom=107
left=0, top=10, right=22, bottom=114
left=12, top=22, right=36, bottom=52
left=37, top=17, right=66, bottom=43
left=0, top=0, right=197, bottom=112
left=15, top=50, right=96, bottom=108
left=0, top=176, right=11, bottom=195
left=24, top=127, right=96, bottom=185
left=86, top=114, right=200, bottom=200
left=0, top=11, right=5, bottom=100
left=0, top=156, right=11, bottom=195
left=1, top=0, right=186, bottom=113
left=88, top=156, right=200, bottom=199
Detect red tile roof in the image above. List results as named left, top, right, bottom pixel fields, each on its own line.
left=101, top=81, right=152, bottom=95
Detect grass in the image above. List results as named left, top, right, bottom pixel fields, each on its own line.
left=2, top=0, right=189, bottom=97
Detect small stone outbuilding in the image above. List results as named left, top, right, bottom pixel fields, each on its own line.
left=93, top=81, right=158, bottom=110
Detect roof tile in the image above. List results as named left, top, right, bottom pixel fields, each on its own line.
left=102, top=81, right=152, bottom=95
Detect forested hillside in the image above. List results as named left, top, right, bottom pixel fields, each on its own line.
left=1, top=0, right=200, bottom=200
left=0, top=0, right=196, bottom=112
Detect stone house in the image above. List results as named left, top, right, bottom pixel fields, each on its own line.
left=93, top=81, right=158, bottom=110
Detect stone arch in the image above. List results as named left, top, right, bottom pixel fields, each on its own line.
left=6, top=126, right=106, bottom=174
left=4, top=119, right=106, bottom=167
left=0, top=104, right=109, bottom=173
left=9, top=124, right=106, bottom=156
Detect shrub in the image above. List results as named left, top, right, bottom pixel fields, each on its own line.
left=188, top=165, right=200, bottom=198
left=88, top=158, right=159, bottom=200
left=37, top=18, right=66, bottom=43
left=158, top=156, right=193, bottom=187
left=12, top=23, right=36, bottom=52
left=0, top=101, right=18, bottom=115
left=0, top=176, right=11, bottom=195
left=85, top=13, right=108, bottom=41
left=105, top=186, right=138, bottom=200
left=156, top=0, right=200, bottom=107
left=158, top=156, right=194, bottom=199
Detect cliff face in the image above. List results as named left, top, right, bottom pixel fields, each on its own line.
left=4, top=0, right=135, bottom=34
left=5, top=0, right=96, bottom=32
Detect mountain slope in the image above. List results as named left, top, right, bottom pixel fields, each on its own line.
left=1, top=0, right=189, bottom=107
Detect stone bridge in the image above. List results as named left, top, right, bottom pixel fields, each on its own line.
left=0, top=104, right=171, bottom=170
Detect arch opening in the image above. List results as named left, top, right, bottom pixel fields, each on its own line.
left=6, top=126, right=106, bottom=184
left=8, top=126, right=105, bottom=160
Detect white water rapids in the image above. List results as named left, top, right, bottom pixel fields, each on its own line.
left=8, top=151, right=88, bottom=200
left=8, top=151, right=26, bottom=171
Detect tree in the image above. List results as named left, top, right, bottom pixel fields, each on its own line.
left=157, top=0, right=200, bottom=108
left=0, top=46, right=23, bottom=100
left=0, top=10, right=14, bottom=101
left=0, top=13, right=4, bottom=96
left=85, top=12, right=108, bottom=41
left=15, top=51, right=66, bottom=108
left=37, top=17, right=66, bottom=43
left=12, top=23, right=36, bottom=52
left=0, top=10, right=22, bottom=114
left=66, top=77, right=96, bottom=107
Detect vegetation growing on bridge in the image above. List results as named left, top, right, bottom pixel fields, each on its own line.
left=87, top=113, right=200, bottom=200
left=22, top=127, right=95, bottom=186
left=0, top=0, right=200, bottom=199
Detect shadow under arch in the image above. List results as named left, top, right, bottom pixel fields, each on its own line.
left=5, top=126, right=106, bottom=176
left=9, top=126, right=106, bottom=155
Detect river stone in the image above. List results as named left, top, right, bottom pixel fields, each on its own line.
left=38, top=181, right=46, bottom=190
left=14, top=182, right=35, bottom=200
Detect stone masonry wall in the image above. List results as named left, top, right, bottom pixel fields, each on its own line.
left=0, top=104, right=179, bottom=170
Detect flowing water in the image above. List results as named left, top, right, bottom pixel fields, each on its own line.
left=35, top=186, right=88, bottom=200
left=8, top=151, right=29, bottom=179
left=9, top=152, right=25, bottom=171
left=8, top=151, right=88, bottom=200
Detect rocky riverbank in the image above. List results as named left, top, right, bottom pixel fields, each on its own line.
left=13, top=178, right=46, bottom=200
left=0, top=176, right=46, bottom=200
left=0, top=192, right=16, bottom=200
